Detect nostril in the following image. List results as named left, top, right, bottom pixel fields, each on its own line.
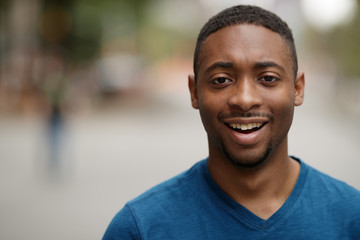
left=228, top=93, right=262, bottom=111
left=228, top=80, right=261, bottom=110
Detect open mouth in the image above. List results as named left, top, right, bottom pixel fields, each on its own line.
left=227, top=123, right=265, bottom=134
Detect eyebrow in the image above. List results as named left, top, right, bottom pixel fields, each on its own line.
left=204, top=60, right=285, bottom=75
left=254, top=61, right=285, bottom=72
left=204, top=61, right=234, bottom=74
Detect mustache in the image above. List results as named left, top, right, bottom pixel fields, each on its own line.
left=218, top=112, right=273, bottom=121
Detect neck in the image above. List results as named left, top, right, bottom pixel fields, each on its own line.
left=207, top=141, right=300, bottom=219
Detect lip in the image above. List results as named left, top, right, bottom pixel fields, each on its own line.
left=223, top=117, right=269, bottom=125
left=223, top=118, right=269, bottom=146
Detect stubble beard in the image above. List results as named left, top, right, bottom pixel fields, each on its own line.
left=214, top=111, right=276, bottom=168
left=220, top=139, right=273, bottom=169
left=212, top=124, right=290, bottom=170
left=204, top=110, right=291, bottom=170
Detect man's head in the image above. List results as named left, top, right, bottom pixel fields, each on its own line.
left=188, top=5, right=305, bottom=169
left=193, top=5, right=298, bottom=80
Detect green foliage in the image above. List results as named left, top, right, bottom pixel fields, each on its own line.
left=38, top=0, right=149, bottom=62
left=327, top=4, right=360, bottom=78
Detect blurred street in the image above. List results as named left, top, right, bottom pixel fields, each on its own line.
left=1, top=0, right=360, bottom=239
left=0, top=86, right=359, bottom=240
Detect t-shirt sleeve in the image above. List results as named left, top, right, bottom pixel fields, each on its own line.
left=102, top=204, right=141, bottom=240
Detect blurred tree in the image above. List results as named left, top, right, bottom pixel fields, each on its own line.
left=37, top=0, right=152, bottom=62
left=327, top=3, right=360, bottom=79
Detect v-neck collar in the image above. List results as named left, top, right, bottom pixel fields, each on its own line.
left=201, top=156, right=309, bottom=231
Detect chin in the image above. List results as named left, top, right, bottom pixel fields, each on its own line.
left=222, top=142, right=273, bottom=169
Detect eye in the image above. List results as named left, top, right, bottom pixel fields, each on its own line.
left=259, top=75, right=279, bottom=84
left=212, top=77, right=232, bottom=85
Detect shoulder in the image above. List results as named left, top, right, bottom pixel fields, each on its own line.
left=102, top=204, right=140, bottom=240
left=304, top=162, right=360, bottom=199
left=301, top=160, right=360, bottom=224
left=103, top=160, right=207, bottom=239
left=128, top=159, right=205, bottom=208
left=296, top=159, right=360, bottom=238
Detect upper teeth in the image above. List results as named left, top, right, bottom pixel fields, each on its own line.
left=229, top=123, right=262, bottom=130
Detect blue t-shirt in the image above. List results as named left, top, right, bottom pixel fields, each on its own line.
left=103, top=158, right=360, bottom=239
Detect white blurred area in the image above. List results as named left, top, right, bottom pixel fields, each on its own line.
left=301, top=0, right=357, bottom=32
left=0, top=0, right=359, bottom=239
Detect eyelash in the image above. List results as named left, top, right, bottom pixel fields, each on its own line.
left=210, top=75, right=280, bottom=87
left=212, top=77, right=232, bottom=85
left=259, top=75, right=279, bottom=83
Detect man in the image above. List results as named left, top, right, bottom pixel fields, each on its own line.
left=103, top=5, right=360, bottom=239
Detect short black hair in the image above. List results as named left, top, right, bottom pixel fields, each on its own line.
left=193, top=5, right=298, bottom=79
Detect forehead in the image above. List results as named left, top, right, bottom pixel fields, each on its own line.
left=198, top=24, right=292, bottom=75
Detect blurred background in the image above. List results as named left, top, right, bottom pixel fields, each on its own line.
left=0, top=0, right=359, bottom=239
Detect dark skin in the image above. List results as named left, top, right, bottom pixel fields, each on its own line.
left=188, top=24, right=305, bottom=220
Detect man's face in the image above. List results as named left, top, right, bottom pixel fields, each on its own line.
left=189, top=24, right=304, bottom=168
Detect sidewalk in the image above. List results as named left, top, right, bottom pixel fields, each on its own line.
left=0, top=89, right=359, bottom=240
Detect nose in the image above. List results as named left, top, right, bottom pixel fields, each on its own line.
left=228, top=78, right=261, bottom=111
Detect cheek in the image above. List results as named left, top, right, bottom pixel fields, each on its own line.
left=197, top=92, right=225, bottom=132
left=271, top=94, right=295, bottom=129
left=279, top=103, right=294, bottom=124
left=198, top=99, right=217, bottom=130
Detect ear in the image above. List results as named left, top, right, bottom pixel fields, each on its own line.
left=188, top=74, right=199, bottom=109
left=294, top=72, right=305, bottom=106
